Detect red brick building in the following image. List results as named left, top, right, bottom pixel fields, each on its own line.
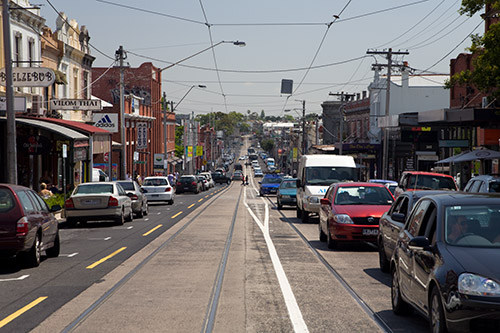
left=92, top=62, right=176, bottom=178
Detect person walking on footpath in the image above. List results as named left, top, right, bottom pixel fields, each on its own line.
left=241, top=174, right=246, bottom=186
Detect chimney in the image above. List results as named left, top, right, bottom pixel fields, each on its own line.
left=402, top=61, right=409, bottom=89
left=362, top=91, right=367, bottom=99
left=356, top=93, right=360, bottom=100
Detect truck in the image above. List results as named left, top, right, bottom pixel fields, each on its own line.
left=296, top=154, right=357, bottom=223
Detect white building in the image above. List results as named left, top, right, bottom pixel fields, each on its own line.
left=368, top=66, right=450, bottom=143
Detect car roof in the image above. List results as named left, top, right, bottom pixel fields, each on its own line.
left=369, top=179, right=397, bottom=184
left=401, top=171, right=454, bottom=178
left=144, top=176, right=168, bottom=180
left=467, top=174, right=500, bottom=181
left=420, top=192, right=500, bottom=205
left=335, top=182, right=387, bottom=188
left=403, top=190, right=453, bottom=199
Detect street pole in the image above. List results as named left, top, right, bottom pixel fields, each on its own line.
left=116, top=46, right=127, bottom=180
left=299, top=100, right=306, bottom=155
left=3, top=2, right=17, bottom=184
left=163, top=91, right=167, bottom=175
left=329, top=92, right=355, bottom=155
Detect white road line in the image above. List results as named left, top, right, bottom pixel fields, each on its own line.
left=244, top=188, right=309, bottom=333
left=104, top=237, right=111, bottom=241
left=127, top=226, right=134, bottom=230
left=0, top=275, right=29, bottom=282
left=61, top=253, right=78, bottom=257
left=144, top=218, right=149, bottom=221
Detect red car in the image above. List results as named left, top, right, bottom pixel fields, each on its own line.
left=0, top=184, right=61, bottom=267
left=394, top=171, right=458, bottom=198
left=319, top=182, right=394, bottom=249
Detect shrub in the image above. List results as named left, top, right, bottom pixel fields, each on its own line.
left=43, top=193, right=65, bottom=211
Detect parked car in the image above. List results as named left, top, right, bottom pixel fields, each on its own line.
left=254, top=168, right=264, bottom=177
left=232, top=171, right=244, bottom=181
left=318, top=182, right=394, bottom=248
left=116, top=180, right=148, bottom=217
left=277, top=178, right=297, bottom=209
left=197, top=175, right=209, bottom=191
left=394, top=171, right=458, bottom=198
left=176, top=175, right=203, bottom=194
left=390, top=193, right=500, bottom=333
left=378, top=190, right=450, bottom=273
left=0, top=184, right=60, bottom=267
left=369, top=179, right=398, bottom=196
left=212, top=172, right=231, bottom=185
left=65, top=182, right=133, bottom=226
left=200, top=172, right=215, bottom=188
left=92, top=168, right=109, bottom=182
left=463, top=174, right=500, bottom=193
left=259, top=174, right=283, bottom=196
left=142, top=176, right=175, bottom=204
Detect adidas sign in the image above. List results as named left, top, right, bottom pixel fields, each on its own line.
left=93, top=113, right=118, bottom=132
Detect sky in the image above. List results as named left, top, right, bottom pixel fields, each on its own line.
left=40, top=0, right=484, bottom=117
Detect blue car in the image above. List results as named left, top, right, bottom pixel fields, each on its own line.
left=259, top=174, right=282, bottom=196
left=277, top=178, right=297, bottom=209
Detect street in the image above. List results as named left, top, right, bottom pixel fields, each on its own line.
left=0, top=170, right=430, bottom=332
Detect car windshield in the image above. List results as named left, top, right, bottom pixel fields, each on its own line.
left=408, top=175, right=456, bottom=190
left=0, top=188, right=15, bottom=213
left=262, top=177, right=282, bottom=184
left=305, top=167, right=357, bottom=186
left=75, top=184, right=113, bottom=194
left=445, top=204, right=500, bottom=247
left=117, top=181, right=135, bottom=190
left=280, top=181, right=297, bottom=189
left=334, top=186, right=393, bottom=205
left=143, top=178, right=168, bottom=186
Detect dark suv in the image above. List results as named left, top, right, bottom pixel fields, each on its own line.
left=0, top=184, right=61, bottom=267
left=176, top=175, right=203, bottom=194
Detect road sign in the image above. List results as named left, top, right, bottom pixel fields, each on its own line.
left=0, top=67, right=55, bottom=87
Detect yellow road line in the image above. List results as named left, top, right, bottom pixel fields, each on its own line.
left=142, top=224, right=162, bottom=236
left=204, top=195, right=209, bottom=198
left=188, top=204, right=195, bottom=209
left=171, top=211, right=183, bottom=219
left=198, top=198, right=203, bottom=202
left=0, top=297, right=47, bottom=328
left=86, top=247, right=127, bottom=269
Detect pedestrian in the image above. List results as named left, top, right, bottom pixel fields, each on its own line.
left=245, top=175, right=249, bottom=186
left=39, top=183, right=53, bottom=199
left=168, top=173, right=174, bottom=185
left=241, top=174, right=246, bottom=186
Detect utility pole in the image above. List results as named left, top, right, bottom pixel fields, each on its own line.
left=295, top=100, right=307, bottom=155
left=162, top=92, right=168, bottom=175
left=3, top=2, right=17, bottom=184
left=367, top=48, right=409, bottom=180
left=116, top=46, right=127, bottom=180
left=329, top=92, right=355, bottom=155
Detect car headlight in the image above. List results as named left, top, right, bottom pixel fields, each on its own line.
left=308, top=196, right=320, bottom=204
left=333, top=214, right=354, bottom=224
left=459, top=273, right=500, bottom=297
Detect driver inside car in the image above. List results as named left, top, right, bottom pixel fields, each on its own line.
left=447, top=215, right=469, bottom=243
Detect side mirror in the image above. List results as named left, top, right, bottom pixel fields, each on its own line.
left=398, top=184, right=405, bottom=191
left=320, top=198, right=330, bottom=205
left=297, top=179, right=302, bottom=187
left=408, top=236, right=431, bottom=251
left=392, top=212, right=406, bottom=223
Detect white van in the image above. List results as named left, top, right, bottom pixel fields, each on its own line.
left=92, top=168, right=109, bottom=182
left=296, top=154, right=357, bottom=223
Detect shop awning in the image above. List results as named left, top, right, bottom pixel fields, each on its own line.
left=1, top=116, right=88, bottom=140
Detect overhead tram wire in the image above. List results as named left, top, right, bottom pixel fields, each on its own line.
left=45, top=0, right=115, bottom=61
left=406, top=16, right=471, bottom=50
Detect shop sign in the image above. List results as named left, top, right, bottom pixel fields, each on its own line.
left=74, top=147, right=87, bottom=161
left=50, top=99, right=102, bottom=111
left=154, top=153, right=164, bottom=168
left=438, top=140, right=469, bottom=148
left=19, top=135, right=52, bottom=155
left=0, top=96, right=26, bottom=113
left=0, top=67, right=55, bottom=87
left=136, top=123, right=148, bottom=149
left=196, top=146, right=203, bottom=157
left=93, top=113, right=118, bottom=132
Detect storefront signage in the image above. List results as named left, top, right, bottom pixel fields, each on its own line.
left=0, top=96, right=26, bottom=113
left=93, top=113, right=118, bottom=133
left=0, top=67, right=55, bottom=87
left=136, top=123, right=148, bottom=149
left=154, top=153, right=164, bottom=168
left=196, top=146, right=203, bottom=157
left=438, top=140, right=469, bottom=148
left=18, top=135, right=52, bottom=155
left=50, top=99, right=102, bottom=111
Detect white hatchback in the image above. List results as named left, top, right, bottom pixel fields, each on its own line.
left=141, top=177, right=175, bottom=204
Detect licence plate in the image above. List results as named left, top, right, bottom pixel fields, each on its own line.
left=83, top=199, right=100, bottom=205
left=184, top=187, right=190, bottom=190
left=362, top=229, right=378, bottom=236
left=152, top=194, right=159, bottom=197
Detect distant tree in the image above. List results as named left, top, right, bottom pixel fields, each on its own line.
left=446, top=1, right=500, bottom=101
left=261, top=139, right=274, bottom=152
left=260, top=110, right=266, bottom=120
left=175, top=125, right=184, bottom=158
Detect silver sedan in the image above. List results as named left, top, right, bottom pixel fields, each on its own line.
left=116, top=180, right=149, bottom=218
left=64, top=182, right=133, bottom=226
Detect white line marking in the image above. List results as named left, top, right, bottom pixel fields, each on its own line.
left=0, top=275, right=29, bottom=282
left=244, top=187, right=309, bottom=332
left=157, top=212, right=161, bottom=215
left=61, top=253, right=78, bottom=257
left=144, top=218, right=149, bottom=221
left=104, top=237, right=111, bottom=241
left=127, top=226, right=134, bottom=230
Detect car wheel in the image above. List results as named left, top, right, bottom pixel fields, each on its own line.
left=26, top=233, right=41, bottom=267
left=125, top=208, right=133, bottom=222
left=66, top=217, right=77, bottom=228
left=168, top=198, right=174, bottom=205
left=277, top=200, right=282, bottom=210
left=391, top=268, right=412, bottom=315
left=143, top=202, right=149, bottom=216
left=115, top=211, right=125, bottom=225
left=319, top=222, right=327, bottom=242
left=326, top=223, right=337, bottom=249
left=136, top=204, right=144, bottom=218
left=430, top=287, right=447, bottom=333
left=296, top=207, right=302, bottom=218
left=301, top=208, right=309, bottom=223
left=378, top=240, right=390, bottom=273
left=46, top=233, right=60, bottom=258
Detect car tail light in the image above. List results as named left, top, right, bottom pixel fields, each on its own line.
left=164, top=187, right=171, bottom=192
left=16, top=217, right=29, bottom=236
left=177, top=182, right=181, bottom=186
left=192, top=181, right=197, bottom=186
left=65, top=198, right=75, bottom=209
left=130, top=194, right=138, bottom=200
left=108, top=196, right=119, bottom=207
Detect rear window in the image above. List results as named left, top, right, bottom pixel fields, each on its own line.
left=75, top=184, right=113, bottom=194
left=117, top=181, right=135, bottom=190
left=0, top=188, right=15, bottom=213
left=408, top=175, right=456, bottom=190
left=180, top=176, right=195, bottom=182
left=143, top=178, right=168, bottom=186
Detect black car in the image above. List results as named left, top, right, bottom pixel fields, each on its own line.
left=391, top=193, right=500, bottom=332
left=176, top=175, right=202, bottom=194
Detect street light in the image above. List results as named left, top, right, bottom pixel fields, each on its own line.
left=172, top=85, right=207, bottom=112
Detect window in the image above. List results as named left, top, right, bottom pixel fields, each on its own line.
left=28, top=39, right=34, bottom=67
left=14, top=34, right=22, bottom=67
left=17, top=190, right=35, bottom=213
left=27, top=191, right=43, bottom=211
left=406, top=200, right=431, bottom=237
